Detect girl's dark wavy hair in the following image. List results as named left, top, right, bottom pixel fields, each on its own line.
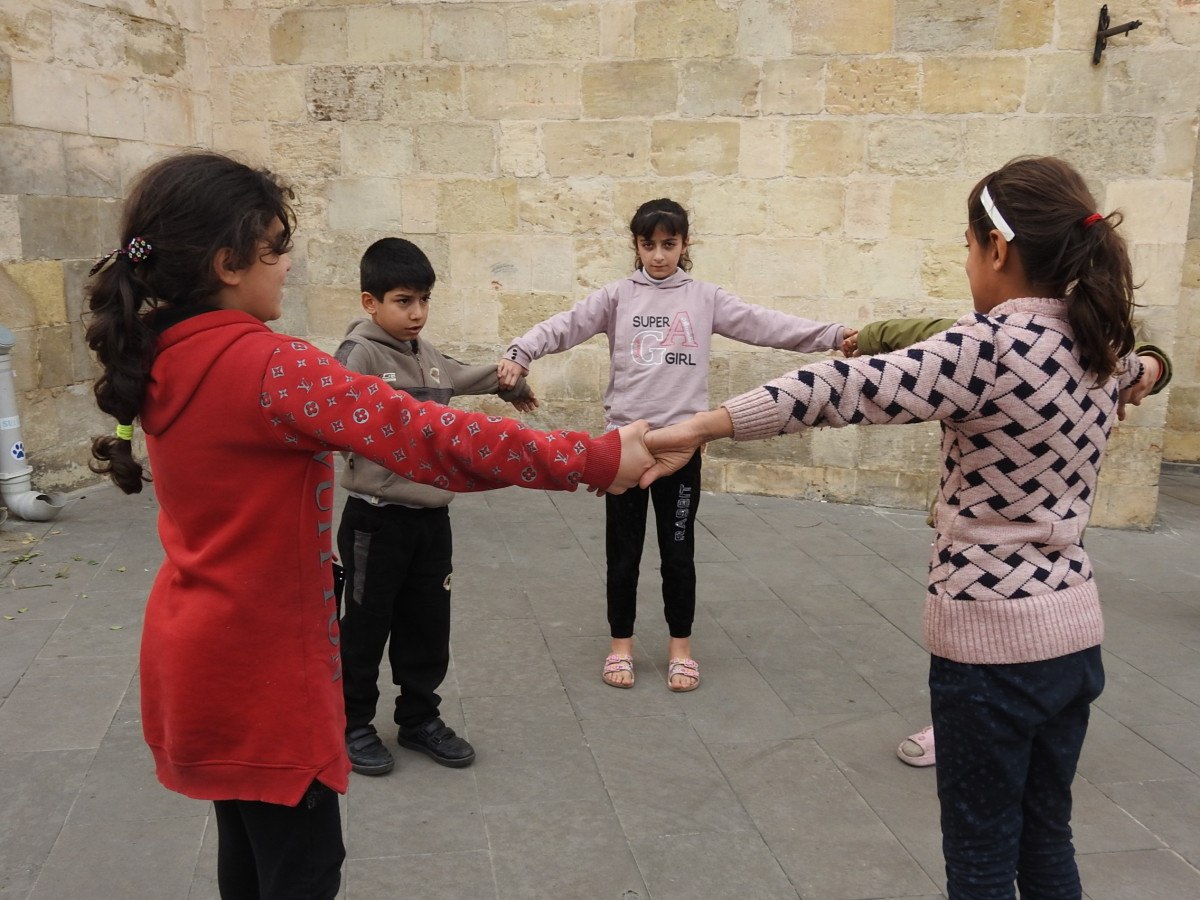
left=85, top=152, right=295, bottom=493
left=968, top=156, right=1135, bottom=383
left=630, top=198, right=692, bottom=272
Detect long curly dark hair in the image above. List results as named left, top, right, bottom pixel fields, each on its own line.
left=85, top=152, right=295, bottom=493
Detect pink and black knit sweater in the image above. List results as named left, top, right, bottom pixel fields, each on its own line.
left=723, top=297, right=1143, bottom=665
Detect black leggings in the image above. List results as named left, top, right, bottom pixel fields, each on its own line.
left=605, top=449, right=701, bottom=639
left=213, top=780, right=344, bottom=900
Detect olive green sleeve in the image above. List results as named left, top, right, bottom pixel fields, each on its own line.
left=1133, top=342, right=1172, bottom=394
left=855, top=317, right=959, bottom=354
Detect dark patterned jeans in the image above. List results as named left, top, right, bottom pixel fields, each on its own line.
left=930, top=646, right=1104, bottom=900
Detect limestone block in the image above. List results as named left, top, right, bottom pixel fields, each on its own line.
left=1167, top=385, right=1200, bottom=430
left=268, top=123, right=340, bottom=179
left=303, top=284, right=358, bottom=342
left=11, top=60, right=87, bottom=134
left=430, top=6, right=505, bottom=62
left=651, top=121, right=739, bottom=176
left=508, top=3, right=601, bottom=60
left=1106, top=180, right=1191, bottom=244
left=271, top=9, right=348, bottom=65
left=449, top=234, right=538, bottom=294
left=437, top=179, right=517, bottom=233
left=761, top=58, right=824, bottom=115
left=0, top=196, right=19, bottom=262
left=465, top=65, right=579, bottom=120
left=923, top=58, right=1024, bottom=114
left=3, top=261, right=65, bottom=326
left=70, top=320, right=101, bottom=386
left=996, top=0, right=1054, bottom=48
left=581, top=61, right=677, bottom=119
left=213, top=123, right=271, bottom=166
left=499, top=122, right=544, bottom=178
left=572, top=235, right=631, bottom=291
left=807, top=426, right=862, bottom=470
left=17, top=196, right=120, bottom=261
left=62, top=259, right=92, bottom=325
left=738, top=120, right=787, bottom=178
left=733, top=238, right=822, bottom=298
left=687, top=180, right=768, bottom=236
left=205, top=9, right=272, bottom=67
left=125, top=16, right=186, bottom=78
left=1129, top=244, right=1185, bottom=307
left=328, top=178, right=405, bottom=231
left=192, top=92, right=213, bottom=147
left=0, top=127, right=65, bottom=196
left=1089, top=481, right=1158, bottom=530
left=307, top=66, right=384, bottom=122
left=963, top=118, right=1057, bottom=173
left=381, top=66, right=464, bottom=122
left=342, top=123, right=414, bottom=178
left=1025, top=53, right=1103, bottom=114
left=0, top=268, right=34, bottom=329
left=347, top=6, right=424, bottom=64
left=543, top=122, right=649, bottom=177
left=922, top=243, right=971, bottom=301
left=63, top=135, right=122, bottom=199
left=679, top=60, right=760, bottom=117
left=867, top=120, right=961, bottom=175
left=690, top=235, right=736, bottom=289
left=519, top=180, right=612, bottom=234
left=306, top=232, right=375, bottom=288
left=737, top=0, right=793, bottom=58
left=1107, top=52, right=1200, bottom=116
left=768, top=179, right=843, bottom=237
left=791, top=0, right=893, bottom=54
left=895, top=0, right=993, bottom=52
left=1183, top=241, right=1200, bottom=292
left=450, top=291, right=502, bottom=342
left=826, top=239, right=922, bottom=300
left=143, top=84, right=195, bottom=145
left=36, top=325, right=74, bottom=389
left=826, top=58, right=919, bottom=115
left=844, top=178, right=892, bottom=240
left=788, top=120, right=865, bottom=176
left=634, top=0, right=737, bottom=59
left=1167, top=5, right=1200, bottom=43
left=1160, top=118, right=1198, bottom=179
left=231, top=67, right=305, bottom=122
left=0, top=4, right=52, bottom=61
left=599, top=1, right=635, bottom=58
left=52, top=6, right=125, bottom=70
left=1052, top=118, right=1159, bottom=179
left=415, top=124, right=497, bottom=175
left=891, top=178, right=974, bottom=242
left=856, top=421, right=943, bottom=472
left=498, top=290, right=573, bottom=337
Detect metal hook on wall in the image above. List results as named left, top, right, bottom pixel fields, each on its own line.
left=1092, top=4, right=1142, bottom=65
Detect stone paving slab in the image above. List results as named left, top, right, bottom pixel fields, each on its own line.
left=1, top=467, right=1198, bottom=899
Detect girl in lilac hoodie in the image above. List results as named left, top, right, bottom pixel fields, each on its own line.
left=498, top=199, right=848, bottom=691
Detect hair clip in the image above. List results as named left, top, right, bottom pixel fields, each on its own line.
left=88, top=236, right=153, bottom=276
left=980, top=185, right=1016, bottom=241
left=1082, top=213, right=1104, bottom=229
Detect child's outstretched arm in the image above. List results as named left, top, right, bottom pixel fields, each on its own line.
left=845, top=317, right=959, bottom=357
left=258, top=338, right=646, bottom=494
left=498, top=287, right=617, bottom=389
left=711, top=288, right=845, bottom=353
left=436, top=355, right=540, bottom=412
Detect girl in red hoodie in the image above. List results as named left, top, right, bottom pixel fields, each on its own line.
left=84, top=152, right=650, bottom=899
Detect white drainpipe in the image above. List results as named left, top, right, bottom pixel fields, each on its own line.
left=0, top=325, right=68, bottom=521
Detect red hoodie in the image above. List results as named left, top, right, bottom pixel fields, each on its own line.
left=138, top=310, right=620, bottom=805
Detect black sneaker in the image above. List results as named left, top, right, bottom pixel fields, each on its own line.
left=346, top=726, right=395, bottom=776
left=397, top=717, right=476, bottom=768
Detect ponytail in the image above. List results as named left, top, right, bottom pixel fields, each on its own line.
left=968, top=157, right=1135, bottom=383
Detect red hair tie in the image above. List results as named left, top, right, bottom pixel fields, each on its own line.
left=1082, top=213, right=1103, bottom=229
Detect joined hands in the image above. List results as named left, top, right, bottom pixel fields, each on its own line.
left=603, top=409, right=735, bottom=495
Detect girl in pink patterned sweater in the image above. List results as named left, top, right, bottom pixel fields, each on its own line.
left=642, top=156, right=1144, bottom=899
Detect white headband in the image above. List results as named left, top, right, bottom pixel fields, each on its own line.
left=980, top=185, right=1015, bottom=241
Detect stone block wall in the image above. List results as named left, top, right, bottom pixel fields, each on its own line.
left=0, top=0, right=208, bottom=488
left=3, top=0, right=1198, bottom=529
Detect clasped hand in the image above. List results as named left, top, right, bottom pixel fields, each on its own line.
left=601, top=410, right=734, bottom=495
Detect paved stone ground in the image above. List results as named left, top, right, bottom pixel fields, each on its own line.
left=1, top=466, right=1198, bottom=899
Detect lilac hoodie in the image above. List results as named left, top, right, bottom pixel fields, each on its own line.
left=504, top=268, right=845, bottom=429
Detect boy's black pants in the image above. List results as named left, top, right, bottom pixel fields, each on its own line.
left=605, top=449, right=701, bottom=639
left=337, top=497, right=453, bottom=731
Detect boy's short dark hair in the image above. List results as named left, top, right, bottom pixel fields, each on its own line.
left=360, top=237, right=436, bottom=297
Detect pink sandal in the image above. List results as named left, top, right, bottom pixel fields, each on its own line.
left=666, top=657, right=699, bottom=693
left=896, top=725, right=935, bottom=767
left=602, top=653, right=634, bottom=688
